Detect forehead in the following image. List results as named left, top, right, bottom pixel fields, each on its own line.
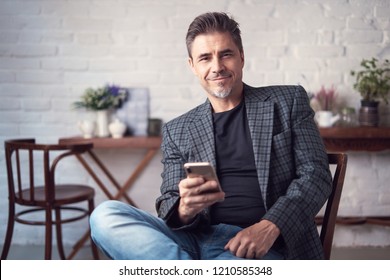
left=190, top=32, right=239, bottom=56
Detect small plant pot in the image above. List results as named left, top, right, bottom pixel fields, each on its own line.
left=359, top=100, right=379, bottom=126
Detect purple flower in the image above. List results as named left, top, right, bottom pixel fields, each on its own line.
left=314, top=85, right=338, bottom=111
left=73, top=84, right=129, bottom=110
left=107, top=85, right=121, bottom=96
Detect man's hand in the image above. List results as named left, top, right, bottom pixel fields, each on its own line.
left=224, top=219, right=280, bottom=259
left=178, top=177, right=225, bottom=224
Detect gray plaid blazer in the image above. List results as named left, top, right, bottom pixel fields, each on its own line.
left=156, top=84, right=332, bottom=259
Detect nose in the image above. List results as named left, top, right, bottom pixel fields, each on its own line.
left=211, top=57, right=225, bottom=73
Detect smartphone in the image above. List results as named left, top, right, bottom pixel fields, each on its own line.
left=184, top=162, right=222, bottom=192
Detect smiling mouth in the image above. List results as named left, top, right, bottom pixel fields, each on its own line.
left=207, top=72, right=231, bottom=82
left=212, top=76, right=229, bottom=82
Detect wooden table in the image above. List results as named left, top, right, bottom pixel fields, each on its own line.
left=319, top=126, right=390, bottom=152
left=318, top=126, right=390, bottom=227
left=59, top=136, right=162, bottom=207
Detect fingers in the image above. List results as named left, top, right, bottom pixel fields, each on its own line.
left=225, top=237, right=264, bottom=259
left=179, top=177, right=221, bottom=196
left=178, top=177, right=225, bottom=224
left=224, top=226, right=271, bottom=259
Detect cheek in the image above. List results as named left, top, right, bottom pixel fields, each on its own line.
left=195, top=67, right=209, bottom=79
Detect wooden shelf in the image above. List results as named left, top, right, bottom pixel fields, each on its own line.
left=319, top=126, right=390, bottom=152
left=59, top=136, right=162, bottom=149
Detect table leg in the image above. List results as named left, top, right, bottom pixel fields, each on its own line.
left=76, top=151, right=135, bottom=205
left=86, top=150, right=136, bottom=205
left=70, top=148, right=159, bottom=259
left=76, top=154, right=114, bottom=200
left=113, top=149, right=158, bottom=200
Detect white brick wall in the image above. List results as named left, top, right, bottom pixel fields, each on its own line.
left=1, top=0, right=390, bottom=249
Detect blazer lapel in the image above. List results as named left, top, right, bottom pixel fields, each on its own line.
left=245, top=87, right=274, bottom=209
left=187, top=100, right=217, bottom=167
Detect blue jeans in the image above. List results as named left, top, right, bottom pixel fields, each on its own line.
left=90, top=200, right=284, bottom=260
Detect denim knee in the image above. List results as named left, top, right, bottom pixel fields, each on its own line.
left=90, top=200, right=133, bottom=236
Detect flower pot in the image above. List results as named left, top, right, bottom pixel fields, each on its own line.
left=315, top=110, right=340, bottom=128
left=359, top=100, right=379, bottom=126
left=96, top=110, right=110, bottom=137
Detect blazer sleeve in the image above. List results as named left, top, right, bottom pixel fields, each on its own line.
left=262, top=86, right=332, bottom=252
left=155, top=121, right=204, bottom=230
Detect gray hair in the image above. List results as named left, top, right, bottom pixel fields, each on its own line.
left=185, top=12, right=243, bottom=58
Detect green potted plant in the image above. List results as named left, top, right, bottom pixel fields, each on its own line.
left=350, top=58, right=390, bottom=126
left=73, top=84, right=128, bottom=137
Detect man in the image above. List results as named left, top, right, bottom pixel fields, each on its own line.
left=90, top=12, right=332, bottom=260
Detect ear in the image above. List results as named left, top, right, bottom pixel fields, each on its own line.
left=240, top=51, right=245, bottom=68
left=188, top=57, right=197, bottom=75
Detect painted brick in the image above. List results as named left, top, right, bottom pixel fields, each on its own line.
left=21, top=98, right=51, bottom=111
left=0, top=58, right=40, bottom=70
left=296, top=45, right=345, bottom=58
left=0, top=71, right=15, bottom=82
left=89, top=59, right=137, bottom=72
left=41, top=58, right=88, bottom=71
left=63, top=18, right=113, bottom=32
left=60, top=45, right=110, bottom=57
left=16, top=71, right=63, bottom=84
left=41, top=32, right=74, bottom=44
left=375, top=5, right=390, bottom=18
left=0, top=1, right=40, bottom=15
left=41, top=2, right=91, bottom=17
left=0, top=99, right=21, bottom=110
left=11, top=45, right=57, bottom=57
left=0, top=31, right=19, bottom=43
left=342, top=30, right=384, bottom=44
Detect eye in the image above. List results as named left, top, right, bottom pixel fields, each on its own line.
left=198, top=56, right=210, bottom=62
left=222, top=52, right=233, bottom=58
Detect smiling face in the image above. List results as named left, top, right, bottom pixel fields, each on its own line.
left=188, top=32, right=245, bottom=102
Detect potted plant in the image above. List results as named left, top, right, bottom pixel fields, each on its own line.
left=310, top=85, right=340, bottom=127
left=350, top=58, right=390, bottom=126
left=73, top=84, right=128, bottom=137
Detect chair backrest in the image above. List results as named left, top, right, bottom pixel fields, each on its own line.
left=320, top=153, right=348, bottom=260
left=4, top=138, right=93, bottom=205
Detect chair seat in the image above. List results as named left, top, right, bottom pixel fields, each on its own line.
left=16, top=185, right=95, bottom=206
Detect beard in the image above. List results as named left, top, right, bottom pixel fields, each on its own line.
left=206, top=71, right=232, bottom=99
left=210, top=83, right=232, bottom=98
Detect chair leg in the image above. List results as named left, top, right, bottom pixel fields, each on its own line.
left=65, top=199, right=100, bottom=260
left=55, top=208, right=66, bottom=260
left=90, top=235, right=100, bottom=260
left=89, top=199, right=100, bottom=260
left=1, top=202, right=16, bottom=260
left=44, top=207, right=53, bottom=260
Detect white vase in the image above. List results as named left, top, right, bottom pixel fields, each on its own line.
left=315, top=110, right=340, bottom=128
left=109, top=118, right=127, bottom=138
left=96, top=110, right=109, bottom=137
left=78, top=120, right=95, bottom=138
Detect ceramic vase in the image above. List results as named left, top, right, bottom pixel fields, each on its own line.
left=359, top=100, right=379, bottom=127
left=78, top=120, right=95, bottom=138
left=315, top=111, right=340, bottom=128
left=109, top=118, right=127, bottom=138
left=96, top=110, right=109, bottom=137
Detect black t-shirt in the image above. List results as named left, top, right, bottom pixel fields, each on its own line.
left=210, top=99, right=265, bottom=228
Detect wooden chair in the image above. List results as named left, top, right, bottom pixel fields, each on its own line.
left=1, top=139, right=99, bottom=260
left=316, top=153, right=348, bottom=260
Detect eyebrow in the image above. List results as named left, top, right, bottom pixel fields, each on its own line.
left=197, top=53, right=210, bottom=61
left=196, top=48, right=235, bottom=61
